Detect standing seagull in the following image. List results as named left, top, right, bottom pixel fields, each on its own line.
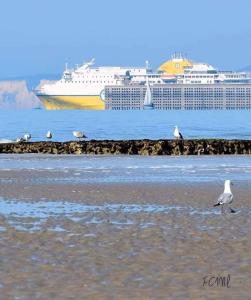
left=73, top=131, right=87, bottom=141
left=46, top=131, right=52, bottom=140
left=23, top=133, right=31, bottom=142
left=214, top=180, right=236, bottom=213
left=173, top=126, right=183, bottom=140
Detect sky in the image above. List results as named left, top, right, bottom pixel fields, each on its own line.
left=1, top=0, right=251, bottom=77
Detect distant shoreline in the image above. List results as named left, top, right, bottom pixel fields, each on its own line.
left=1, top=139, right=251, bottom=155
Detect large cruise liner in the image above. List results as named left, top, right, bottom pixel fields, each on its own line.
left=36, top=59, right=157, bottom=110
left=36, top=54, right=251, bottom=110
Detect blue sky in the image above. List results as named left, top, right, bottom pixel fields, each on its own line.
left=1, top=0, right=251, bottom=77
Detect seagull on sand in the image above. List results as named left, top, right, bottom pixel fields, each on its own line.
left=73, top=131, right=87, bottom=141
left=46, top=131, right=52, bottom=140
left=23, top=133, right=31, bottom=142
left=173, top=126, right=183, bottom=140
left=214, top=180, right=236, bottom=213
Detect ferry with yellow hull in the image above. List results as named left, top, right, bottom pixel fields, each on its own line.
left=36, top=59, right=149, bottom=110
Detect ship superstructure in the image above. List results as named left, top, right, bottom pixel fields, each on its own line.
left=159, top=54, right=250, bottom=84
left=36, top=54, right=251, bottom=110
left=176, top=63, right=249, bottom=85
left=36, top=59, right=158, bottom=110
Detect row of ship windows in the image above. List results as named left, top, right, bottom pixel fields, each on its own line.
left=179, top=75, right=243, bottom=79
left=108, top=103, right=251, bottom=106
left=109, top=101, right=141, bottom=104
left=110, top=88, right=251, bottom=91
left=153, top=105, right=251, bottom=107
left=180, top=75, right=216, bottom=78
left=108, top=100, right=251, bottom=104
left=152, top=91, right=248, bottom=95
left=183, top=94, right=224, bottom=97
left=109, top=88, right=251, bottom=91
left=108, top=91, right=249, bottom=97
left=108, top=97, right=141, bottom=99
left=164, top=103, right=249, bottom=105
left=110, top=89, right=142, bottom=92
left=63, top=81, right=115, bottom=84
left=150, top=99, right=251, bottom=102
left=107, top=97, right=251, bottom=101
left=108, top=106, right=251, bottom=109
left=113, top=89, right=251, bottom=93
left=182, top=81, right=215, bottom=84
left=109, top=92, right=141, bottom=94
left=154, top=95, right=251, bottom=98
left=108, top=93, right=251, bottom=97
left=70, top=75, right=115, bottom=78
left=109, top=107, right=142, bottom=109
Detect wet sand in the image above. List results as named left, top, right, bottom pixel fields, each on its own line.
left=0, top=169, right=251, bottom=299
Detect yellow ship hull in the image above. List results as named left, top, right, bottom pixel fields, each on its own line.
left=38, top=95, right=105, bottom=110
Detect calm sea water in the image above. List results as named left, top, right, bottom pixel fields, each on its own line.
left=0, top=109, right=251, bottom=141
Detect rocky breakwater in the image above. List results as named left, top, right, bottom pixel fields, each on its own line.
left=1, top=139, right=251, bottom=155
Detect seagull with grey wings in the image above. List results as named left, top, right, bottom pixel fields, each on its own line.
left=214, top=180, right=236, bottom=214
left=173, top=125, right=183, bottom=140
left=73, top=131, right=87, bottom=141
left=23, top=133, right=31, bottom=142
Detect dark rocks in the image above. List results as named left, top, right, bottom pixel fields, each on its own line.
left=1, top=139, right=251, bottom=155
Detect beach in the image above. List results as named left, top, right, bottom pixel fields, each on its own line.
left=1, top=0, right=251, bottom=298
left=0, top=155, right=250, bottom=299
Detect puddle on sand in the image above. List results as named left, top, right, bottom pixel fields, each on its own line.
left=0, top=198, right=230, bottom=233
left=0, top=198, right=223, bottom=218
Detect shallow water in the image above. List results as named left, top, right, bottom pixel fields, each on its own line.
left=1, top=154, right=251, bottom=183
left=1, top=198, right=235, bottom=233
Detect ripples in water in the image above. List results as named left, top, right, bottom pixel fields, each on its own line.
left=1, top=155, right=251, bottom=183
left=0, top=198, right=249, bottom=234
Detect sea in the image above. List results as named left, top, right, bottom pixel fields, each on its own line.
left=1, top=109, right=251, bottom=183
left=0, top=109, right=251, bottom=141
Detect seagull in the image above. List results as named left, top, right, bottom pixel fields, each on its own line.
left=73, top=131, right=87, bottom=141
left=214, top=180, right=236, bottom=213
left=23, top=133, right=31, bottom=142
left=174, top=126, right=183, bottom=140
left=46, top=131, right=52, bottom=140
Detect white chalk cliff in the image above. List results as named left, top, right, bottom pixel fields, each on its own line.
left=0, top=80, right=41, bottom=109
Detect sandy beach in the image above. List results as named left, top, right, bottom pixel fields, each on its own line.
left=0, top=160, right=251, bottom=299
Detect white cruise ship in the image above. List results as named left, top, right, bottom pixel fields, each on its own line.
left=36, top=59, right=157, bottom=110
left=36, top=54, right=251, bottom=110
